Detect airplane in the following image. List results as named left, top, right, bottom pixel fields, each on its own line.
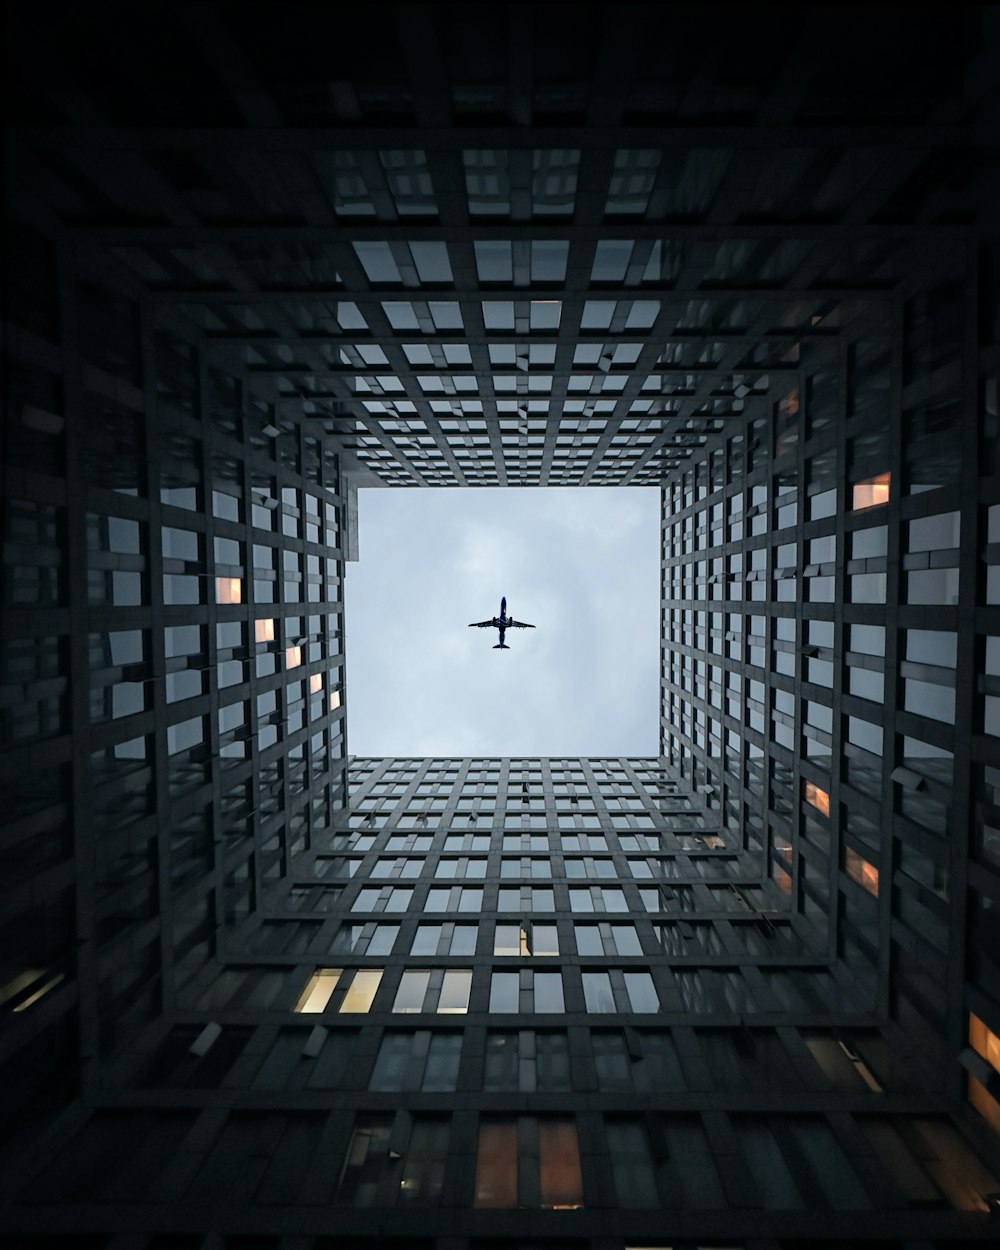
left=468, top=595, right=535, bottom=650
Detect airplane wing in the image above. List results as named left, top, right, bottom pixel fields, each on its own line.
left=508, top=620, right=535, bottom=628
left=468, top=619, right=495, bottom=628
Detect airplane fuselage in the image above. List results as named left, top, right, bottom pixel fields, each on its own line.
left=468, top=594, right=533, bottom=649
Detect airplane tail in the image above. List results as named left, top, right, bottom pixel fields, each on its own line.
left=493, top=643, right=509, bottom=650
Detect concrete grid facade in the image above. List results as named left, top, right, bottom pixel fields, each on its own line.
left=2, top=3, right=1000, bottom=1247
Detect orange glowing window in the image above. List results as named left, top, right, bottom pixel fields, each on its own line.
left=773, top=863, right=792, bottom=894
left=843, top=847, right=879, bottom=896
left=970, top=1012, right=1000, bottom=1074
left=804, top=781, right=830, bottom=817
left=329, top=689, right=341, bottom=711
left=255, top=618, right=275, bottom=643
left=285, top=645, right=302, bottom=669
left=780, top=388, right=800, bottom=417
left=474, top=1121, right=518, bottom=1208
left=538, top=1120, right=584, bottom=1209
left=852, top=472, right=891, bottom=511
left=215, top=576, right=242, bottom=604
left=309, top=673, right=323, bottom=695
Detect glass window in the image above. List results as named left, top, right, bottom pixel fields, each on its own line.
left=606, top=1120, right=659, bottom=1207
left=294, top=968, right=340, bottom=1014
left=438, top=969, right=472, bottom=1014
left=393, top=970, right=431, bottom=1013
left=474, top=1118, right=583, bottom=1210
left=340, top=970, right=383, bottom=1013
left=583, top=972, right=616, bottom=1013
left=490, top=972, right=519, bottom=1013
left=852, top=472, right=890, bottom=511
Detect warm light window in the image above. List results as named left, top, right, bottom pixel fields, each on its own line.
left=843, top=847, right=879, bottom=896
left=473, top=1118, right=583, bottom=1210
left=970, top=1012, right=1000, bottom=1072
left=339, top=969, right=383, bottom=1013
left=255, top=618, right=275, bottom=643
left=294, top=968, right=341, bottom=1013
left=310, top=673, right=323, bottom=694
left=474, top=1121, right=518, bottom=1208
left=804, top=781, right=830, bottom=816
left=285, top=644, right=302, bottom=669
left=4, top=969, right=66, bottom=1014
left=852, top=472, right=891, bottom=511
left=773, top=863, right=792, bottom=894
left=330, top=689, right=341, bottom=711
left=215, top=576, right=242, bottom=604
left=539, top=1119, right=584, bottom=1209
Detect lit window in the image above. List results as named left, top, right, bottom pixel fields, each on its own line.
left=970, top=1012, right=1000, bottom=1072
left=294, top=968, right=341, bottom=1013
left=310, top=673, right=323, bottom=694
left=852, top=472, right=891, bottom=511
left=255, top=617, right=274, bottom=643
left=474, top=1120, right=518, bottom=1208
left=285, top=645, right=302, bottom=669
left=340, top=969, right=383, bottom=1013
left=330, top=689, right=341, bottom=710
left=474, top=1117, right=583, bottom=1210
left=215, top=576, right=242, bottom=604
left=843, top=847, right=879, bottom=896
left=804, top=781, right=830, bottom=816
left=968, top=1012, right=1000, bottom=1133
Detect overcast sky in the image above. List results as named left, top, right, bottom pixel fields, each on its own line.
left=343, top=487, right=660, bottom=757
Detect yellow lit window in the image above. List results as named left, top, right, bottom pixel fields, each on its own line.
left=293, top=968, right=341, bottom=1013
left=804, top=781, right=830, bottom=817
left=309, top=673, right=323, bottom=695
left=970, top=1012, right=1000, bottom=1073
left=215, top=576, right=242, bottom=604
left=255, top=618, right=275, bottom=643
left=852, top=472, right=891, bottom=511
left=3, top=969, right=66, bottom=1014
left=285, top=644, right=302, bottom=669
left=339, top=969, right=383, bottom=1013
left=843, top=847, right=879, bottom=896
left=329, top=689, right=341, bottom=711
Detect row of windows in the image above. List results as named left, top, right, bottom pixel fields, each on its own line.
left=319, top=854, right=734, bottom=882
left=252, top=915, right=806, bottom=961
left=26, top=1104, right=997, bottom=1214
left=139, top=1022, right=897, bottom=1098
left=192, top=958, right=850, bottom=1018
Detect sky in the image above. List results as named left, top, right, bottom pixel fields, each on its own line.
left=343, top=487, right=660, bottom=757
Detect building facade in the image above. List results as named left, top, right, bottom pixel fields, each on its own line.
left=2, top=3, right=1000, bottom=1247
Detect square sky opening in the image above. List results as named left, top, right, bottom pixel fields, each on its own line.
left=344, top=487, right=660, bottom=756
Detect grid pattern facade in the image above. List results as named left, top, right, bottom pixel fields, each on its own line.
left=3, top=3, right=1000, bottom=1249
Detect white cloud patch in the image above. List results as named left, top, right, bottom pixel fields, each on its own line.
left=344, top=487, right=660, bottom=756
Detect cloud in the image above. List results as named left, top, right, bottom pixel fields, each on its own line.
left=344, top=487, right=660, bottom=756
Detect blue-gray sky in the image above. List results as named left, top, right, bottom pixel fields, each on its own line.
left=344, top=487, right=660, bottom=756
